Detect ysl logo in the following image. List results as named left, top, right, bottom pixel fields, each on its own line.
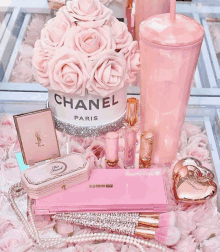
left=35, top=131, right=44, bottom=147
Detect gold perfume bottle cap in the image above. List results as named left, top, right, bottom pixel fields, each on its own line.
left=126, top=97, right=139, bottom=126
left=127, top=0, right=133, bottom=8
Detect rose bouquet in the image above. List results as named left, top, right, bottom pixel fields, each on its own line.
left=32, top=0, right=139, bottom=97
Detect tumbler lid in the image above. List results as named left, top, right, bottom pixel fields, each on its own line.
left=140, top=13, right=204, bottom=47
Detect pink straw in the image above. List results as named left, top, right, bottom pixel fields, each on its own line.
left=170, top=0, right=176, bottom=22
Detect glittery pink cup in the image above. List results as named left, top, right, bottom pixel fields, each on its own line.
left=139, top=0, right=204, bottom=164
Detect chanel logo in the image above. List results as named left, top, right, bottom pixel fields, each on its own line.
left=89, top=184, right=113, bottom=188
left=35, top=131, right=44, bottom=147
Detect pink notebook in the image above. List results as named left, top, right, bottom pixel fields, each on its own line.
left=33, top=169, right=168, bottom=215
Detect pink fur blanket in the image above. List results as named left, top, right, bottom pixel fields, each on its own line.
left=0, top=114, right=219, bottom=252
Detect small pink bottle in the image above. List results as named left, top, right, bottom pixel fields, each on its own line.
left=105, top=132, right=119, bottom=167
left=124, top=97, right=139, bottom=169
left=135, top=0, right=170, bottom=40
left=139, top=0, right=204, bottom=163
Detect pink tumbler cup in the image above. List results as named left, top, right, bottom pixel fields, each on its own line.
left=135, top=0, right=170, bottom=40
left=139, top=0, right=204, bottom=164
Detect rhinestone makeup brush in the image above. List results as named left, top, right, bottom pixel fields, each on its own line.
left=53, top=212, right=176, bottom=228
left=52, top=215, right=180, bottom=246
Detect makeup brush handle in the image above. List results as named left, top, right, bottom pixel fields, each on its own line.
left=53, top=212, right=140, bottom=224
left=53, top=212, right=162, bottom=227
left=135, top=226, right=156, bottom=240
left=138, top=213, right=160, bottom=227
left=53, top=216, right=137, bottom=235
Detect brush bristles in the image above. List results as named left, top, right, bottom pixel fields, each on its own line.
left=159, top=211, right=176, bottom=227
left=155, top=226, right=181, bottom=246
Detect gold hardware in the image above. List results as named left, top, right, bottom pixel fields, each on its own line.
left=61, top=185, right=66, bottom=190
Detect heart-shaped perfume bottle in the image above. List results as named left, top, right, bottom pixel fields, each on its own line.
left=173, top=157, right=217, bottom=204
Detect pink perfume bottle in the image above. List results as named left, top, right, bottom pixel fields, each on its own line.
left=139, top=0, right=204, bottom=164
left=135, top=0, right=170, bottom=40
left=124, top=97, right=139, bottom=169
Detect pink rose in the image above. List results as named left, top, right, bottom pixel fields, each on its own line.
left=173, top=235, right=197, bottom=252
left=188, top=134, right=209, bottom=148
left=0, top=229, right=29, bottom=252
left=25, top=14, right=49, bottom=47
left=202, top=236, right=220, bottom=252
left=179, top=130, right=187, bottom=150
left=55, top=220, right=74, bottom=237
left=121, top=41, right=140, bottom=83
left=100, top=0, right=113, bottom=6
left=69, top=139, right=86, bottom=154
left=66, top=26, right=116, bottom=57
left=110, top=17, right=133, bottom=50
left=187, top=200, right=216, bottom=223
left=180, top=133, right=210, bottom=161
left=41, top=15, right=71, bottom=50
left=1, top=158, right=21, bottom=185
left=176, top=211, right=197, bottom=236
left=32, top=40, right=51, bottom=88
left=49, top=47, right=90, bottom=95
left=181, top=146, right=210, bottom=161
left=0, top=147, right=7, bottom=162
left=77, top=26, right=115, bottom=57
left=0, top=126, right=17, bottom=149
left=85, top=140, right=105, bottom=159
left=32, top=215, right=54, bottom=230
left=85, top=151, right=97, bottom=169
left=193, top=216, right=220, bottom=242
left=85, top=151, right=106, bottom=169
left=64, top=26, right=82, bottom=50
left=1, top=158, right=18, bottom=170
left=56, top=131, right=67, bottom=147
left=182, top=123, right=202, bottom=138
left=0, top=115, right=15, bottom=128
left=88, top=50, right=126, bottom=96
left=83, top=243, right=116, bottom=252
left=63, top=0, right=113, bottom=28
left=120, top=245, right=142, bottom=252
left=0, top=218, right=15, bottom=238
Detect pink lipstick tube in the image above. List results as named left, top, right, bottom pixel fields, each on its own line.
left=105, top=132, right=119, bottom=167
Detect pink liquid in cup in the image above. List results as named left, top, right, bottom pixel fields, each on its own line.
left=139, top=0, right=204, bottom=163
